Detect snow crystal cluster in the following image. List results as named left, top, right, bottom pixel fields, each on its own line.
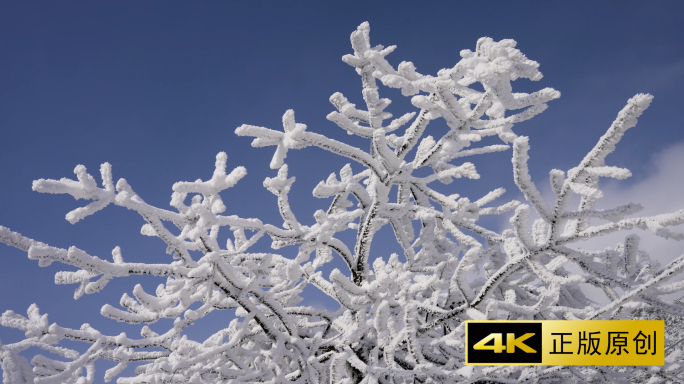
left=2, top=22, right=684, bottom=384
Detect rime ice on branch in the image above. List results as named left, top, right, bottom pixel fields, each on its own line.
left=2, top=21, right=684, bottom=384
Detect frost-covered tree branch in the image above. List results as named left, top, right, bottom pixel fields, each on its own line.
left=1, top=21, right=683, bottom=384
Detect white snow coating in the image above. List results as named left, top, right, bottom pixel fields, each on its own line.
left=1, top=21, right=684, bottom=384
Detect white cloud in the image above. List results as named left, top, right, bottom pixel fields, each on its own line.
left=566, top=141, right=684, bottom=304
left=591, top=140, right=684, bottom=265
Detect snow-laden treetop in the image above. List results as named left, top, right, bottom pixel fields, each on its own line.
left=1, top=21, right=684, bottom=384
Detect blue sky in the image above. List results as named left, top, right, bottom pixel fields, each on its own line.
left=1, top=1, right=684, bottom=380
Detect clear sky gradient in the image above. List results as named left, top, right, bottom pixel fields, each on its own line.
left=1, top=1, right=683, bottom=381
